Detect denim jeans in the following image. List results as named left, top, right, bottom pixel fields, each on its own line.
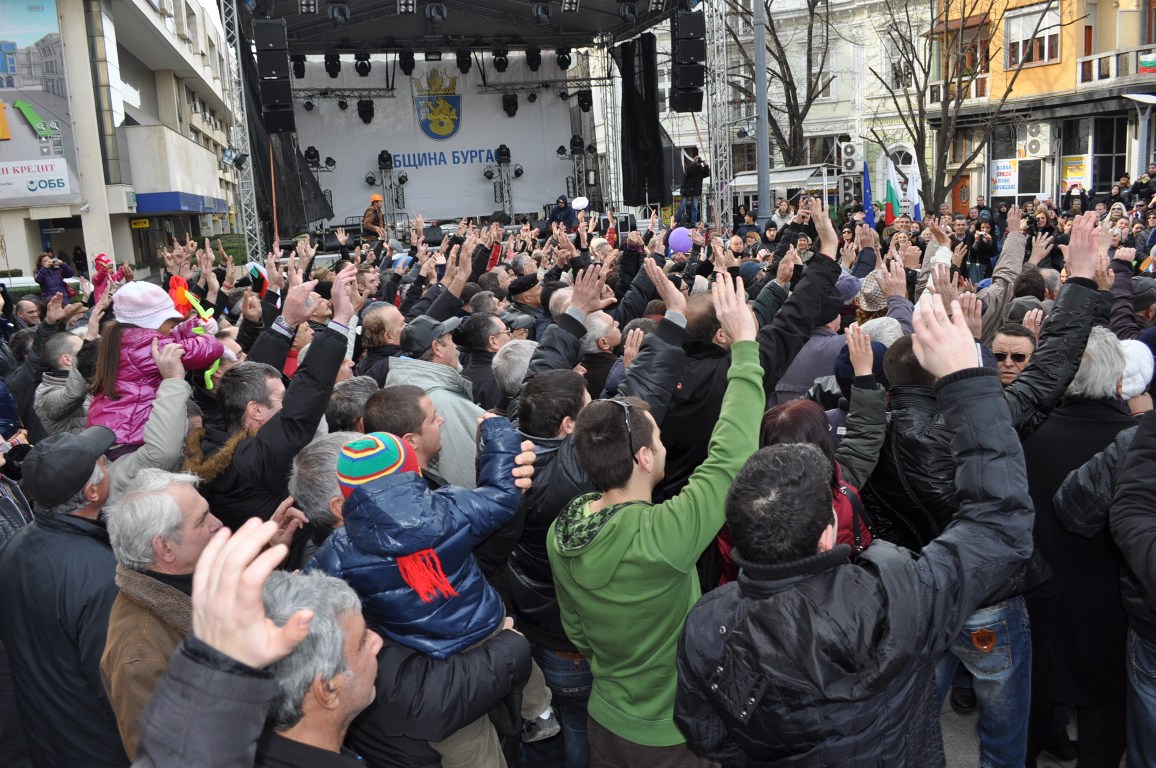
left=523, top=646, right=592, bottom=768
left=1127, top=629, right=1156, bottom=766
left=676, top=197, right=700, bottom=226
left=934, top=596, right=1032, bottom=768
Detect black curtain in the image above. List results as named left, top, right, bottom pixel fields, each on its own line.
left=661, top=124, right=684, bottom=199
left=614, top=34, right=670, bottom=206
left=240, top=37, right=333, bottom=239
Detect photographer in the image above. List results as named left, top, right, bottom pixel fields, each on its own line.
left=34, top=252, right=75, bottom=303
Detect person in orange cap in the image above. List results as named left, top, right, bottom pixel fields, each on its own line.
left=363, top=193, right=387, bottom=242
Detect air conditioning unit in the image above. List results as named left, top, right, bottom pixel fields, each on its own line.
left=191, top=101, right=202, bottom=113
left=840, top=174, right=862, bottom=204
left=160, top=0, right=175, bottom=17
left=839, top=141, right=863, bottom=174
left=1018, top=122, right=1053, bottom=158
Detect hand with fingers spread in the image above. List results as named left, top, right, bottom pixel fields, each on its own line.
left=1029, top=233, right=1053, bottom=265
left=927, top=264, right=959, bottom=306
left=881, top=259, right=908, bottom=298
left=808, top=198, right=839, bottom=259
left=622, top=327, right=645, bottom=369
left=281, top=280, right=319, bottom=328
left=856, top=223, right=876, bottom=251
left=846, top=323, right=875, bottom=377
left=925, top=218, right=950, bottom=247
left=269, top=497, right=308, bottom=549
left=45, top=292, right=84, bottom=325
left=1021, top=307, right=1044, bottom=341
left=571, top=264, right=616, bottom=315
left=1062, top=211, right=1102, bottom=281
left=840, top=242, right=857, bottom=269
left=85, top=299, right=107, bottom=341
left=951, top=243, right=969, bottom=268
left=957, top=291, right=983, bottom=339
left=1095, top=253, right=1113, bottom=291
left=903, top=245, right=923, bottom=270
left=911, top=293, right=979, bottom=378
left=192, top=519, right=313, bottom=669
left=643, top=257, right=685, bottom=315
left=713, top=274, right=757, bottom=344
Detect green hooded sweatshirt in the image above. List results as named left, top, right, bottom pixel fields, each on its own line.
left=547, top=339, right=764, bottom=747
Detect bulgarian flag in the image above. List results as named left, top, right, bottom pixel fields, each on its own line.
left=1141, top=52, right=1156, bottom=74
left=884, top=160, right=903, bottom=225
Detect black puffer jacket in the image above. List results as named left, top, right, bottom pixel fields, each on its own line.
left=862, top=278, right=1099, bottom=558
left=508, top=317, right=688, bottom=650
left=674, top=370, right=1035, bottom=767
left=1108, top=412, right=1156, bottom=646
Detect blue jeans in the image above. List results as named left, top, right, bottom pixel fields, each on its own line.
left=934, top=596, right=1032, bottom=768
left=522, top=646, right=592, bottom=768
left=1127, top=629, right=1156, bottom=766
left=676, top=197, right=700, bottom=226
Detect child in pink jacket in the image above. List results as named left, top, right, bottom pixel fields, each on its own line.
left=91, top=253, right=134, bottom=307
left=87, top=282, right=223, bottom=451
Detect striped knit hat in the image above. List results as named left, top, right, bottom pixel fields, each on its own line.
left=337, top=433, right=421, bottom=499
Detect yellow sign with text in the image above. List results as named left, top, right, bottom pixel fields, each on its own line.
left=130, top=218, right=150, bottom=229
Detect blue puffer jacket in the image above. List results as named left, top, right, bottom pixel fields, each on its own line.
left=309, top=417, right=523, bottom=659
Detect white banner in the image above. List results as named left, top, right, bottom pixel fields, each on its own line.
left=0, top=158, right=73, bottom=200
left=294, top=57, right=575, bottom=224
left=990, top=159, right=1018, bottom=196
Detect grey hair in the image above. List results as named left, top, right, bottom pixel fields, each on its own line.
left=325, top=376, right=378, bottom=433
left=469, top=291, right=499, bottom=315
left=1065, top=326, right=1125, bottom=400
left=1109, top=227, right=1123, bottom=239
left=1039, top=269, right=1061, bottom=297
left=859, top=317, right=904, bottom=348
left=264, top=570, right=362, bottom=732
left=217, top=362, right=281, bottom=432
left=511, top=253, right=535, bottom=276
left=38, top=462, right=106, bottom=518
left=549, top=287, right=574, bottom=318
left=581, top=312, right=613, bottom=354
left=492, top=340, right=538, bottom=397
left=105, top=469, right=200, bottom=571
left=288, top=432, right=360, bottom=529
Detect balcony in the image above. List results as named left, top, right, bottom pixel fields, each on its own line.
left=929, top=74, right=989, bottom=104
left=1077, top=45, right=1156, bottom=88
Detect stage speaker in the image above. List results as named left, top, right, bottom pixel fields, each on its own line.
left=672, top=11, right=705, bottom=39
left=673, top=38, right=705, bottom=64
left=259, top=79, right=292, bottom=109
left=673, top=63, right=705, bottom=90
left=253, top=19, right=288, bottom=50
left=263, top=107, right=297, bottom=134
left=257, top=50, right=290, bottom=79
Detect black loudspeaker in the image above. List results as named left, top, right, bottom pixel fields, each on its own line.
left=672, top=11, right=705, bottom=39
left=673, top=63, right=705, bottom=90
left=253, top=19, right=288, bottom=50
left=530, top=219, right=550, bottom=237
left=670, top=89, right=703, bottom=113
left=673, top=38, right=706, bottom=64
left=257, top=50, right=289, bottom=79
left=259, top=79, right=292, bottom=109
left=263, top=107, right=297, bottom=134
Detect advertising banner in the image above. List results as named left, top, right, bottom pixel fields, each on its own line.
left=293, top=57, right=574, bottom=222
left=1061, top=155, right=1090, bottom=193
left=991, top=159, right=1018, bottom=196
left=0, top=0, right=82, bottom=209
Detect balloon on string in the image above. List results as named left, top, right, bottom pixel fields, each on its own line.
left=669, top=227, right=693, bottom=254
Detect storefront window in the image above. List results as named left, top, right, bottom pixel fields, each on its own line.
left=1092, top=115, right=1129, bottom=194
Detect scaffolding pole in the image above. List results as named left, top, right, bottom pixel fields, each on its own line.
left=220, top=0, right=263, bottom=263
left=703, top=2, right=732, bottom=232
left=598, top=38, right=621, bottom=209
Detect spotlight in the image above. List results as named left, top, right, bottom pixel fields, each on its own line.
left=456, top=49, right=471, bottom=74
left=304, top=145, right=320, bottom=167
left=324, top=53, right=341, bottom=78
left=397, top=171, right=408, bottom=185
left=556, top=145, right=567, bottom=156
left=300, top=0, right=317, bottom=12
left=365, top=172, right=377, bottom=186
left=325, top=156, right=336, bottom=169
left=618, top=1, right=636, bottom=23
left=558, top=89, right=570, bottom=101
left=357, top=99, right=374, bottom=124
left=502, top=93, right=518, bottom=118
left=532, top=3, right=551, bottom=24
left=570, top=134, right=584, bottom=153
left=291, top=54, right=306, bottom=78
left=425, top=2, right=447, bottom=28
left=377, top=150, right=393, bottom=171
left=513, top=164, right=524, bottom=178
left=234, top=153, right=248, bottom=171
left=525, top=47, right=542, bottom=71
left=303, top=100, right=315, bottom=111
left=577, top=89, right=593, bottom=112
left=497, top=144, right=512, bottom=164
left=327, top=2, right=350, bottom=26
left=737, top=128, right=749, bottom=138
left=527, top=92, right=537, bottom=103
left=561, top=0, right=580, bottom=10
left=556, top=48, right=572, bottom=69
left=397, top=0, right=415, bottom=11
left=586, top=143, right=597, bottom=155
left=493, top=49, right=509, bottom=72
left=354, top=53, right=371, bottom=77
left=399, top=51, right=416, bottom=75
left=484, top=167, right=495, bottom=180
left=338, top=98, right=348, bottom=110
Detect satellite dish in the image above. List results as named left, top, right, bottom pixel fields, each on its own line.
left=572, top=196, right=589, bottom=211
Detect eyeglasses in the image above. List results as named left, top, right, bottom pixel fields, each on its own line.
left=600, top=399, right=638, bottom=464
left=994, top=352, right=1028, bottom=363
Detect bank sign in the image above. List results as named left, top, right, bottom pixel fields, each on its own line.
left=0, top=159, right=72, bottom=197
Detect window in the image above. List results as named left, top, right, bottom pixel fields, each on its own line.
left=1006, top=5, right=1060, bottom=67
left=811, top=45, right=834, bottom=99
left=950, top=129, right=976, bottom=164
left=886, top=39, right=915, bottom=89
left=808, top=136, right=837, bottom=164
left=1092, top=115, right=1128, bottom=193
left=1061, top=118, right=1090, bottom=156
left=732, top=142, right=756, bottom=173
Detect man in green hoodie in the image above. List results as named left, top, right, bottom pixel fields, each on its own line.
left=546, top=272, right=763, bottom=766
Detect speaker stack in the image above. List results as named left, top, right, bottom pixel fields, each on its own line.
left=254, top=19, right=296, bottom=134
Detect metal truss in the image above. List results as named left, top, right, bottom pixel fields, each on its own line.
left=221, top=0, right=263, bottom=263
left=703, top=0, right=732, bottom=230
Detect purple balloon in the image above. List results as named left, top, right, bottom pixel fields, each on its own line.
left=669, top=227, right=693, bottom=254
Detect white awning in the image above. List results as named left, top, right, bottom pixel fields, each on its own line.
left=730, top=164, right=841, bottom=194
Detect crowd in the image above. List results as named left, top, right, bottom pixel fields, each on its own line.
left=0, top=179, right=1154, bottom=768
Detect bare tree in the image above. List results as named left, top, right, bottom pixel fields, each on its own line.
left=864, top=0, right=1077, bottom=212
left=725, top=0, right=836, bottom=167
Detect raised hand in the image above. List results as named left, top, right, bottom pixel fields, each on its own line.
left=845, top=323, right=874, bottom=377
left=881, top=258, right=907, bottom=298
left=571, top=264, right=616, bottom=315
left=151, top=339, right=187, bottom=379
left=643, top=256, right=685, bottom=315
left=1029, top=233, right=1053, bottom=265
left=808, top=198, right=838, bottom=259
left=265, top=252, right=285, bottom=293
left=330, top=265, right=358, bottom=326
left=911, top=292, right=978, bottom=378
left=622, top=327, right=645, bottom=369
left=1064, top=211, right=1101, bottom=280
left=268, top=497, right=307, bottom=549
left=957, top=291, right=983, bottom=339
left=280, top=279, right=319, bottom=328
left=713, top=273, right=757, bottom=343
left=1021, top=307, right=1044, bottom=341
left=241, top=290, right=263, bottom=324
left=1006, top=204, right=1022, bottom=234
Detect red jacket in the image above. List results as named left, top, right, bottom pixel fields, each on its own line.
left=87, top=321, right=222, bottom=446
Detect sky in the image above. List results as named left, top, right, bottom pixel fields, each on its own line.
left=0, top=1, right=60, bottom=49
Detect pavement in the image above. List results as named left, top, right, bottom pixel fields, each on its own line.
left=940, top=701, right=1075, bottom=768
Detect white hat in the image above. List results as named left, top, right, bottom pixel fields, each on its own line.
left=572, top=196, right=589, bottom=211
left=1120, top=339, right=1154, bottom=400
left=112, top=282, right=184, bottom=330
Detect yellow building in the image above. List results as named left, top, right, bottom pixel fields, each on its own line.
left=930, top=0, right=1156, bottom=211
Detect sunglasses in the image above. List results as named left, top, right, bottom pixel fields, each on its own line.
left=994, top=352, right=1028, bottom=363
left=601, top=399, right=638, bottom=464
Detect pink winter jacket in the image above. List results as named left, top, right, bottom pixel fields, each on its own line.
left=92, top=264, right=134, bottom=307
left=87, top=321, right=223, bottom=446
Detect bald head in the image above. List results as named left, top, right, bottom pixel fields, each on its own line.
left=362, top=304, right=405, bottom=349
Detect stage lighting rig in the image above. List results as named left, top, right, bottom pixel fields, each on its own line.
left=354, top=53, right=371, bottom=76
left=399, top=51, right=416, bottom=75
left=357, top=99, right=374, bottom=124
left=493, top=49, right=509, bottom=72
left=324, top=53, right=341, bottom=78
left=556, top=48, right=572, bottom=69
left=456, top=50, right=472, bottom=74
left=525, top=47, right=542, bottom=71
